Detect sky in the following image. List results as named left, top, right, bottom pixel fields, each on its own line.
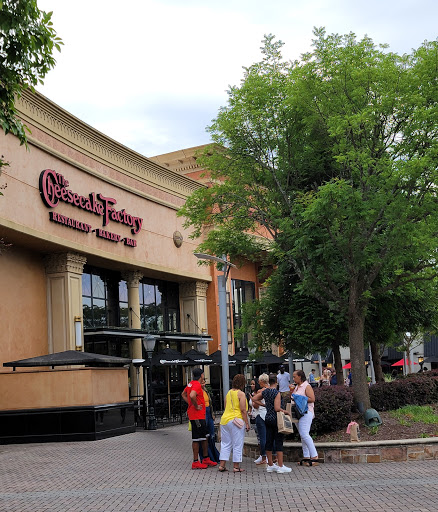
left=36, top=0, right=438, bottom=158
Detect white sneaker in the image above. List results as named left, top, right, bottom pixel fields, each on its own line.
left=276, top=465, right=292, bottom=473
left=266, top=463, right=279, bottom=473
left=254, top=456, right=263, bottom=464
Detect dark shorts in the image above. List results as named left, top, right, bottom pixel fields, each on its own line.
left=190, top=419, right=209, bottom=441
left=265, top=418, right=284, bottom=452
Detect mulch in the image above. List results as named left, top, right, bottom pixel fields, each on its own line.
left=312, top=404, right=438, bottom=443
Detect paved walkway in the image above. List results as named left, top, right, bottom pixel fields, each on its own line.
left=0, top=423, right=437, bottom=512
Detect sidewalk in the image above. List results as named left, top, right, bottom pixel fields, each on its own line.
left=0, top=423, right=437, bottom=512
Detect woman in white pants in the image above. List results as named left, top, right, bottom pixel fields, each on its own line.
left=290, top=369, right=319, bottom=466
left=218, top=374, right=250, bottom=472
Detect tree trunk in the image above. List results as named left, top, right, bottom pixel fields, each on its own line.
left=348, top=286, right=371, bottom=412
left=332, top=341, right=343, bottom=385
left=370, top=339, right=385, bottom=383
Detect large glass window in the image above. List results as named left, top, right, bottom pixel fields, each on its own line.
left=82, top=267, right=180, bottom=332
left=139, top=279, right=180, bottom=332
left=232, top=279, right=256, bottom=349
left=118, top=280, right=129, bottom=328
left=82, top=271, right=108, bottom=328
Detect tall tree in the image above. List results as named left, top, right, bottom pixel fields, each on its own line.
left=179, top=30, right=438, bottom=410
left=0, top=0, right=62, bottom=165
left=235, top=261, right=348, bottom=382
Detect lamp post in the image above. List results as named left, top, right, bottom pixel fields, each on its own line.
left=195, top=252, right=236, bottom=402
left=418, top=356, right=424, bottom=372
left=142, top=334, right=157, bottom=430
left=132, top=358, right=145, bottom=427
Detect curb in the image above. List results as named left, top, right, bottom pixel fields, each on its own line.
left=244, top=436, right=438, bottom=464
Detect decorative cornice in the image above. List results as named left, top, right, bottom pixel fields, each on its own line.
left=44, top=252, right=87, bottom=274
left=121, top=270, right=143, bottom=288
left=179, top=280, right=209, bottom=298
left=16, top=90, right=205, bottom=199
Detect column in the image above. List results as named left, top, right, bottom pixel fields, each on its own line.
left=180, top=281, right=209, bottom=382
left=122, top=270, right=144, bottom=399
left=44, top=252, right=87, bottom=353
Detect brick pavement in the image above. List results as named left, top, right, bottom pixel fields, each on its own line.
left=0, top=423, right=437, bottom=512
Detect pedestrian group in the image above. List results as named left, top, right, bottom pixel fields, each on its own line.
left=182, top=364, right=323, bottom=472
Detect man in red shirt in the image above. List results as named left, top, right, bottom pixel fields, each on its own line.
left=182, top=368, right=218, bottom=469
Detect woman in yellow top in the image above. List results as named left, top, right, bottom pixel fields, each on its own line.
left=218, top=374, right=250, bottom=473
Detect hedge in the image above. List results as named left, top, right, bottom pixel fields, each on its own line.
left=283, top=371, right=438, bottom=437
left=369, top=370, right=438, bottom=411
left=311, top=386, right=354, bottom=435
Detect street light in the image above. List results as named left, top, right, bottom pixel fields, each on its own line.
left=194, top=252, right=236, bottom=402
left=132, top=358, right=145, bottom=427
left=197, top=335, right=208, bottom=354
left=142, top=334, right=157, bottom=430
left=418, top=356, right=424, bottom=372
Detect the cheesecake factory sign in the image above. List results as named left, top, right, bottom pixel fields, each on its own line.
left=39, top=169, right=142, bottom=247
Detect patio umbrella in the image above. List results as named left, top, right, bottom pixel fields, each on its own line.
left=342, top=362, right=351, bottom=369
left=234, top=349, right=251, bottom=364
left=257, top=351, right=285, bottom=365
left=209, top=350, right=238, bottom=366
left=208, top=350, right=238, bottom=410
left=183, top=348, right=214, bottom=365
left=151, top=347, right=192, bottom=366
left=3, top=350, right=131, bottom=370
left=150, top=347, right=194, bottom=418
left=284, top=355, right=311, bottom=369
left=391, top=359, right=418, bottom=366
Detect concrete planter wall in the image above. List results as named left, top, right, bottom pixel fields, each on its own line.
left=244, top=437, right=438, bottom=463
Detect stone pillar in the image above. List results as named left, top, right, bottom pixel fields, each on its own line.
left=179, top=281, right=210, bottom=382
left=122, top=270, right=144, bottom=399
left=179, top=281, right=209, bottom=336
left=44, top=252, right=87, bottom=354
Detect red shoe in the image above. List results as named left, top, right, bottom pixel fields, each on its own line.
left=202, top=457, right=218, bottom=467
left=192, top=461, right=208, bottom=470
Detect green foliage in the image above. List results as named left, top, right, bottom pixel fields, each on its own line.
left=389, top=405, right=438, bottom=425
left=179, top=29, right=438, bottom=409
left=235, top=261, right=348, bottom=357
left=311, top=386, right=354, bottom=435
left=367, top=425, right=379, bottom=436
left=369, top=372, right=438, bottom=411
left=0, top=0, right=62, bottom=159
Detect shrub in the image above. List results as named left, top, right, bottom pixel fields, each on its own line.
left=370, top=373, right=438, bottom=411
left=311, top=386, right=354, bottom=435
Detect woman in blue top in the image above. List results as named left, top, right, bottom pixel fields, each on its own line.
left=252, top=373, right=291, bottom=473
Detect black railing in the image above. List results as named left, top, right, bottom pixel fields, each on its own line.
left=133, top=388, right=225, bottom=429
left=145, top=391, right=187, bottom=428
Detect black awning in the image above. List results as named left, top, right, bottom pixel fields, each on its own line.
left=284, top=356, right=311, bottom=363
left=84, top=327, right=212, bottom=344
left=3, top=350, right=131, bottom=370
left=183, top=349, right=213, bottom=365
left=209, top=350, right=238, bottom=366
left=151, top=347, right=193, bottom=366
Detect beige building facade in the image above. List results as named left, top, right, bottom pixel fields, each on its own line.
left=0, top=91, right=212, bottom=428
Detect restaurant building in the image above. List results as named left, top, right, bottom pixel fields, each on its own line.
left=0, top=91, right=223, bottom=440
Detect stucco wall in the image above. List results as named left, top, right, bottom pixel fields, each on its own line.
left=0, top=367, right=129, bottom=410
left=0, top=245, right=48, bottom=366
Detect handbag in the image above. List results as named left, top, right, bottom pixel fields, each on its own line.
left=232, top=417, right=245, bottom=428
left=292, top=393, right=308, bottom=417
left=277, top=410, right=293, bottom=434
left=230, top=392, right=245, bottom=428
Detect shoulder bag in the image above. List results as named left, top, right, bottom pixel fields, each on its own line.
left=230, top=392, right=244, bottom=428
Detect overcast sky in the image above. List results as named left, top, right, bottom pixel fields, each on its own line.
left=36, top=0, right=438, bottom=158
